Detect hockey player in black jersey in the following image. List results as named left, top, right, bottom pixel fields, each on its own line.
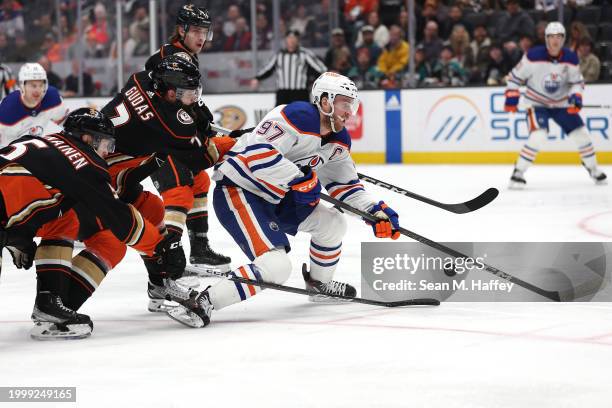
left=100, top=54, right=234, bottom=317
left=0, top=108, right=185, bottom=339
left=145, top=4, right=231, bottom=271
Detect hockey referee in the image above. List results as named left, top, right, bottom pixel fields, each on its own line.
left=250, top=30, right=327, bottom=106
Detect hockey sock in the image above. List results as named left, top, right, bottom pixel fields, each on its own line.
left=35, top=239, right=74, bottom=297
left=570, top=127, right=598, bottom=169
left=308, top=240, right=342, bottom=283
left=186, top=192, right=208, bottom=239
left=207, top=264, right=263, bottom=309
left=515, top=129, right=547, bottom=172
left=64, top=250, right=110, bottom=310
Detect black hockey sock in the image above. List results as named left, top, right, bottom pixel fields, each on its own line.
left=35, top=239, right=74, bottom=297
left=63, top=250, right=110, bottom=310
left=142, top=254, right=164, bottom=286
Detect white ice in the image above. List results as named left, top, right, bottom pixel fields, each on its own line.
left=1, top=164, right=612, bottom=408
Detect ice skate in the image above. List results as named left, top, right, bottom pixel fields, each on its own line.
left=302, top=264, right=356, bottom=303
left=30, top=291, right=93, bottom=340
left=509, top=168, right=526, bottom=190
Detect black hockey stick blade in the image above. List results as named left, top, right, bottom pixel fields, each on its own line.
left=357, top=172, right=499, bottom=214
left=184, top=266, right=440, bottom=307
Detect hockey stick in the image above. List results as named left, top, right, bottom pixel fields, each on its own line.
left=583, top=104, right=612, bottom=109
left=320, top=193, right=595, bottom=302
left=357, top=172, right=499, bottom=214
left=211, top=124, right=255, bottom=138
left=185, top=265, right=440, bottom=307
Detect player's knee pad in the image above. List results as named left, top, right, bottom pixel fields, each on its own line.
left=568, top=126, right=591, bottom=146
left=134, top=191, right=165, bottom=228
left=527, top=129, right=548, bottom=151
left=307, top=206, right=347, bottom=246
left=82, top=229, right=127, bottom=270
left=151, top=159, right=194, bottom=193
left=160, top=186, right=194, bottom=211
left=253, top=248, right=292, bottom=285
left=191, top=170, right=211, bottom=196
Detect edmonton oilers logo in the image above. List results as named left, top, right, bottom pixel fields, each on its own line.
left=542, top=73, right=561, bottom=94
left=269, top=222, right=279, bottom=231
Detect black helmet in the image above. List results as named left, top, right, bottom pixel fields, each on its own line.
left=63, top=108, right=115, bottom=155
left=177, top=4, right=213, bottom=39
left=152, top=54, right=202, bottom=93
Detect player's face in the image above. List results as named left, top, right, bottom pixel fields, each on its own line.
left=331, top=95, right=358, bottom=131
left=546, top=34, right=563, bottom=55
left=22, top=80, right=46, bottom=106
left=176, top=86, right=202, bottom=106
left=94, top=138, right=115, bottom=158
left=184, top=26, right=210, bottom=53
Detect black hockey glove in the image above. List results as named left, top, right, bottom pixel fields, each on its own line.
left=1, top=228, right=37, bottom=269
left=185, top=102, right=214, bottom=137
left=154, top=232, right=187, bottom=280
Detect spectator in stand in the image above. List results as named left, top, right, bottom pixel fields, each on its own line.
left=348, top=47, right=382, bottom=90
left=416, top=0, right=441, bottom=43
left=469, top=25, right=491, bottom=84
left=578, top=37, right=600, bottom=82
left=85, top=2, right=111, bottom=56
left=419, top=21, right=444, bottom=64
left=568, top=21, right=591, bottom=53
left=379, top=0, right=404, bottom=27
left=207, top=15, right=226, bottom=52
left=438, top=45, right=466, bottom=86
left=448, top=25, right=474, bottom=73
left=410, top=44, right=441, bottom=86
left=223, top=16, right=251, bottom=51
left=497, top=0, right=534, bottom=45
left=485, top=43, right=511, bottom=86
left=344, top=0, right=377, bottom=26
left=355, top=11, right=389, bottom=49
left=440, top=5, right=472, bottom=39
left=398, top=9, right=409, bottom=36
left=37, top=55, right=63, bottom=90
left=304, top=0, right=330, bottom=47
left=377, top=25, right=409, bottom=86
left=29, top=13, right=54, bottom=52
left=534, top=21, right=547, bottom=46
left=325, top=28, right=350, bottom=69
left=331, top=46, right=353, bottom=75
left=255, top=13, right=272, bottom=50
left=356, top=25, right=382, bottom=67
left=7, top=31, right=30, bottom=62
left=124, top=18, right=149, bottom=58
left=0, top=0, right=24, bottom=39
left=64, top=59, right=95, bottom=97
left=222, top=4, right=241, bottom=39
left=288, top=4, right=314, bottom=37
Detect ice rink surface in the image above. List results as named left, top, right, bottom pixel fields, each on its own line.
left=1, top=164, right=612, bottom=408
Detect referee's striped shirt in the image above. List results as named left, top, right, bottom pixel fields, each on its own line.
left=255, top=47, right=327, bottom=90
left=0, top=64, right=17, bottom=101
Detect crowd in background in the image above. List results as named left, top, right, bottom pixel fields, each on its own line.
left=1, top=0, right=611, bottom=96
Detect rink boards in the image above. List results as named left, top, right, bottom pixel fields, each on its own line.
left=61, top=84, right=612, bottom=164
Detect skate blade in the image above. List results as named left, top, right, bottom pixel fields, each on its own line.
left=30, top=322, right=92, bottom=341
left=308, top=294, right=353, bottom=304
left=148, top=298, right=179, bottom=313
left=185, top=264, right=230, bottom=278
left=595, top=179, right=608, bottom=186
left=166, top=305, right=207, bottom=328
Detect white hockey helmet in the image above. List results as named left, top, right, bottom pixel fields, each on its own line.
left=311, top=72, right=360, bottom=115
left=545, top=22, right=566, bottom=39
left=18, top=63, right=48, bottom=95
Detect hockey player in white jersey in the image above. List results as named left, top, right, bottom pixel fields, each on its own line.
left=0, top=63, right=68, bottom=146
left=167, top=72, right=402, bottom=328
left=505, top=22, right=607, bottom=189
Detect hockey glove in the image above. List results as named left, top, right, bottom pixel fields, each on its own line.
left=155, top=232, right=187, bottom=280
left=504, top=90, right=520, bottom=113
left=367, top=201, right=400, bottom=240
left=288, top=167, right=321, bottom=206
left=567, top=93, right=582, bottom=114
left=1, top=227, right=37, bottom=269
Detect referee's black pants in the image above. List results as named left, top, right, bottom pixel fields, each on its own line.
left=276, top=89, right=310, bottom=106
